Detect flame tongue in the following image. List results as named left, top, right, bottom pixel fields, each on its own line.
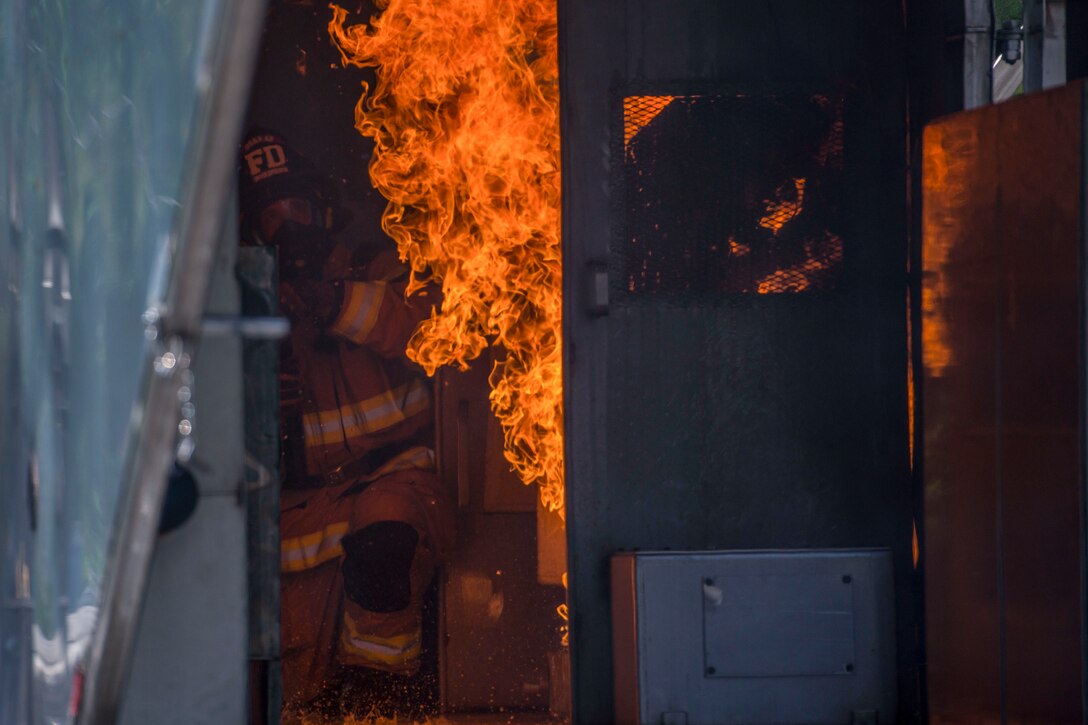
left=329, top=1, right=564, bottom=514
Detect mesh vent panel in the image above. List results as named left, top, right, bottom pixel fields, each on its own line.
left=620, top=93, right=845, bottom=298
left=624, top=96, right=677, bottom=148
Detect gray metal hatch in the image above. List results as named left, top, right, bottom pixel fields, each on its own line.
left=612, top=548, right=896, bottom=725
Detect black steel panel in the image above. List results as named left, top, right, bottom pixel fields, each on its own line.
left=561, top=1, right=912, bottom=722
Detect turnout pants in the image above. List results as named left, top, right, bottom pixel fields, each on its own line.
left=278, top=467, right=454, bottom=705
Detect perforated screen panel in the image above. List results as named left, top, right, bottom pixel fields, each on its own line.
left=619, top=93, right=845, bottom=298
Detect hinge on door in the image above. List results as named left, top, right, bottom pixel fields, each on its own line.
left=586, top=260, right=609, bottom=316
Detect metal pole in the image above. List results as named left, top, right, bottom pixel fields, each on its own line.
left=964, top=0, right=995, bottom=108
left=1024, top=0, right=1067, bottom=92
left=77, top=0, right=268, bottom=722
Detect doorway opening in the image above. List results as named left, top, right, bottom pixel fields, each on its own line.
left=240, top=1, right=569, bottom=722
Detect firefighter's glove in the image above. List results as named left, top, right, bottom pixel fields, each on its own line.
left=279, top=279, right=341, bottom=329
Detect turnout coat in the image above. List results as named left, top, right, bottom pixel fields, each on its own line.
left=277, top=249, right=455, bottom=704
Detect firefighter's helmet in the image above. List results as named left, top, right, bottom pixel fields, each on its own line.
left=238, top=128, right=350, bottom=238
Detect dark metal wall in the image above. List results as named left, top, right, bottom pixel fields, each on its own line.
left=921, top=81, right=1086, bottom=724
left=905, top=1, right=988, bottom=127
left=1071, top=0, right=1088, bottom=81
left=560, top=2, right=913, bottom=722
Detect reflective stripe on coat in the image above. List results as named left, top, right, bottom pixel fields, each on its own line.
left=287, top=250, right=438, bottom=478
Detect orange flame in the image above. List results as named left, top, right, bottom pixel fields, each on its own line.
left=755, top=177, right=843, bottom=294
left=921, top=122, right=971, bottom=378
left=755, top=231, right=843, bottom=294
left=557, top=602, right=569, bottom=647
left=623, top=95, right=676, bottom=149
left=759, top=177, right=806, bottom=234
left=328, top=1, right=564, bottom=515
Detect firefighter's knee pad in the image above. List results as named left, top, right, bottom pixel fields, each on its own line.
left=341, top=520, right=419, bottom=612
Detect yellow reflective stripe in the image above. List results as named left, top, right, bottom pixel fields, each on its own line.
left=342, top=635, right=421, bottom=666
left=330, top=282, right=386, bottom=343
left=341, top=617, right=421, bottom=665
left=281, top=521, right=350, bottom=573
left=356, top=378, right=429, bottom=433
left=304, top=382, right=411, bottom=431
left=302, top=379, right=430, bottom=448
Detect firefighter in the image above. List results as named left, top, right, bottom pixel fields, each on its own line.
left=238, top=129, right=456, bottom=708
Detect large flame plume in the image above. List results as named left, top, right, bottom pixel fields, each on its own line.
left=328, top=1, right=564, bottom=514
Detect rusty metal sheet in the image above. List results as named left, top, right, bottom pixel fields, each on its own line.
left=922, top=97, right=1004, bottom=723
left=997, top=82, right=1083, bottom=724
left=922, top=81, right=1086, bottom=724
